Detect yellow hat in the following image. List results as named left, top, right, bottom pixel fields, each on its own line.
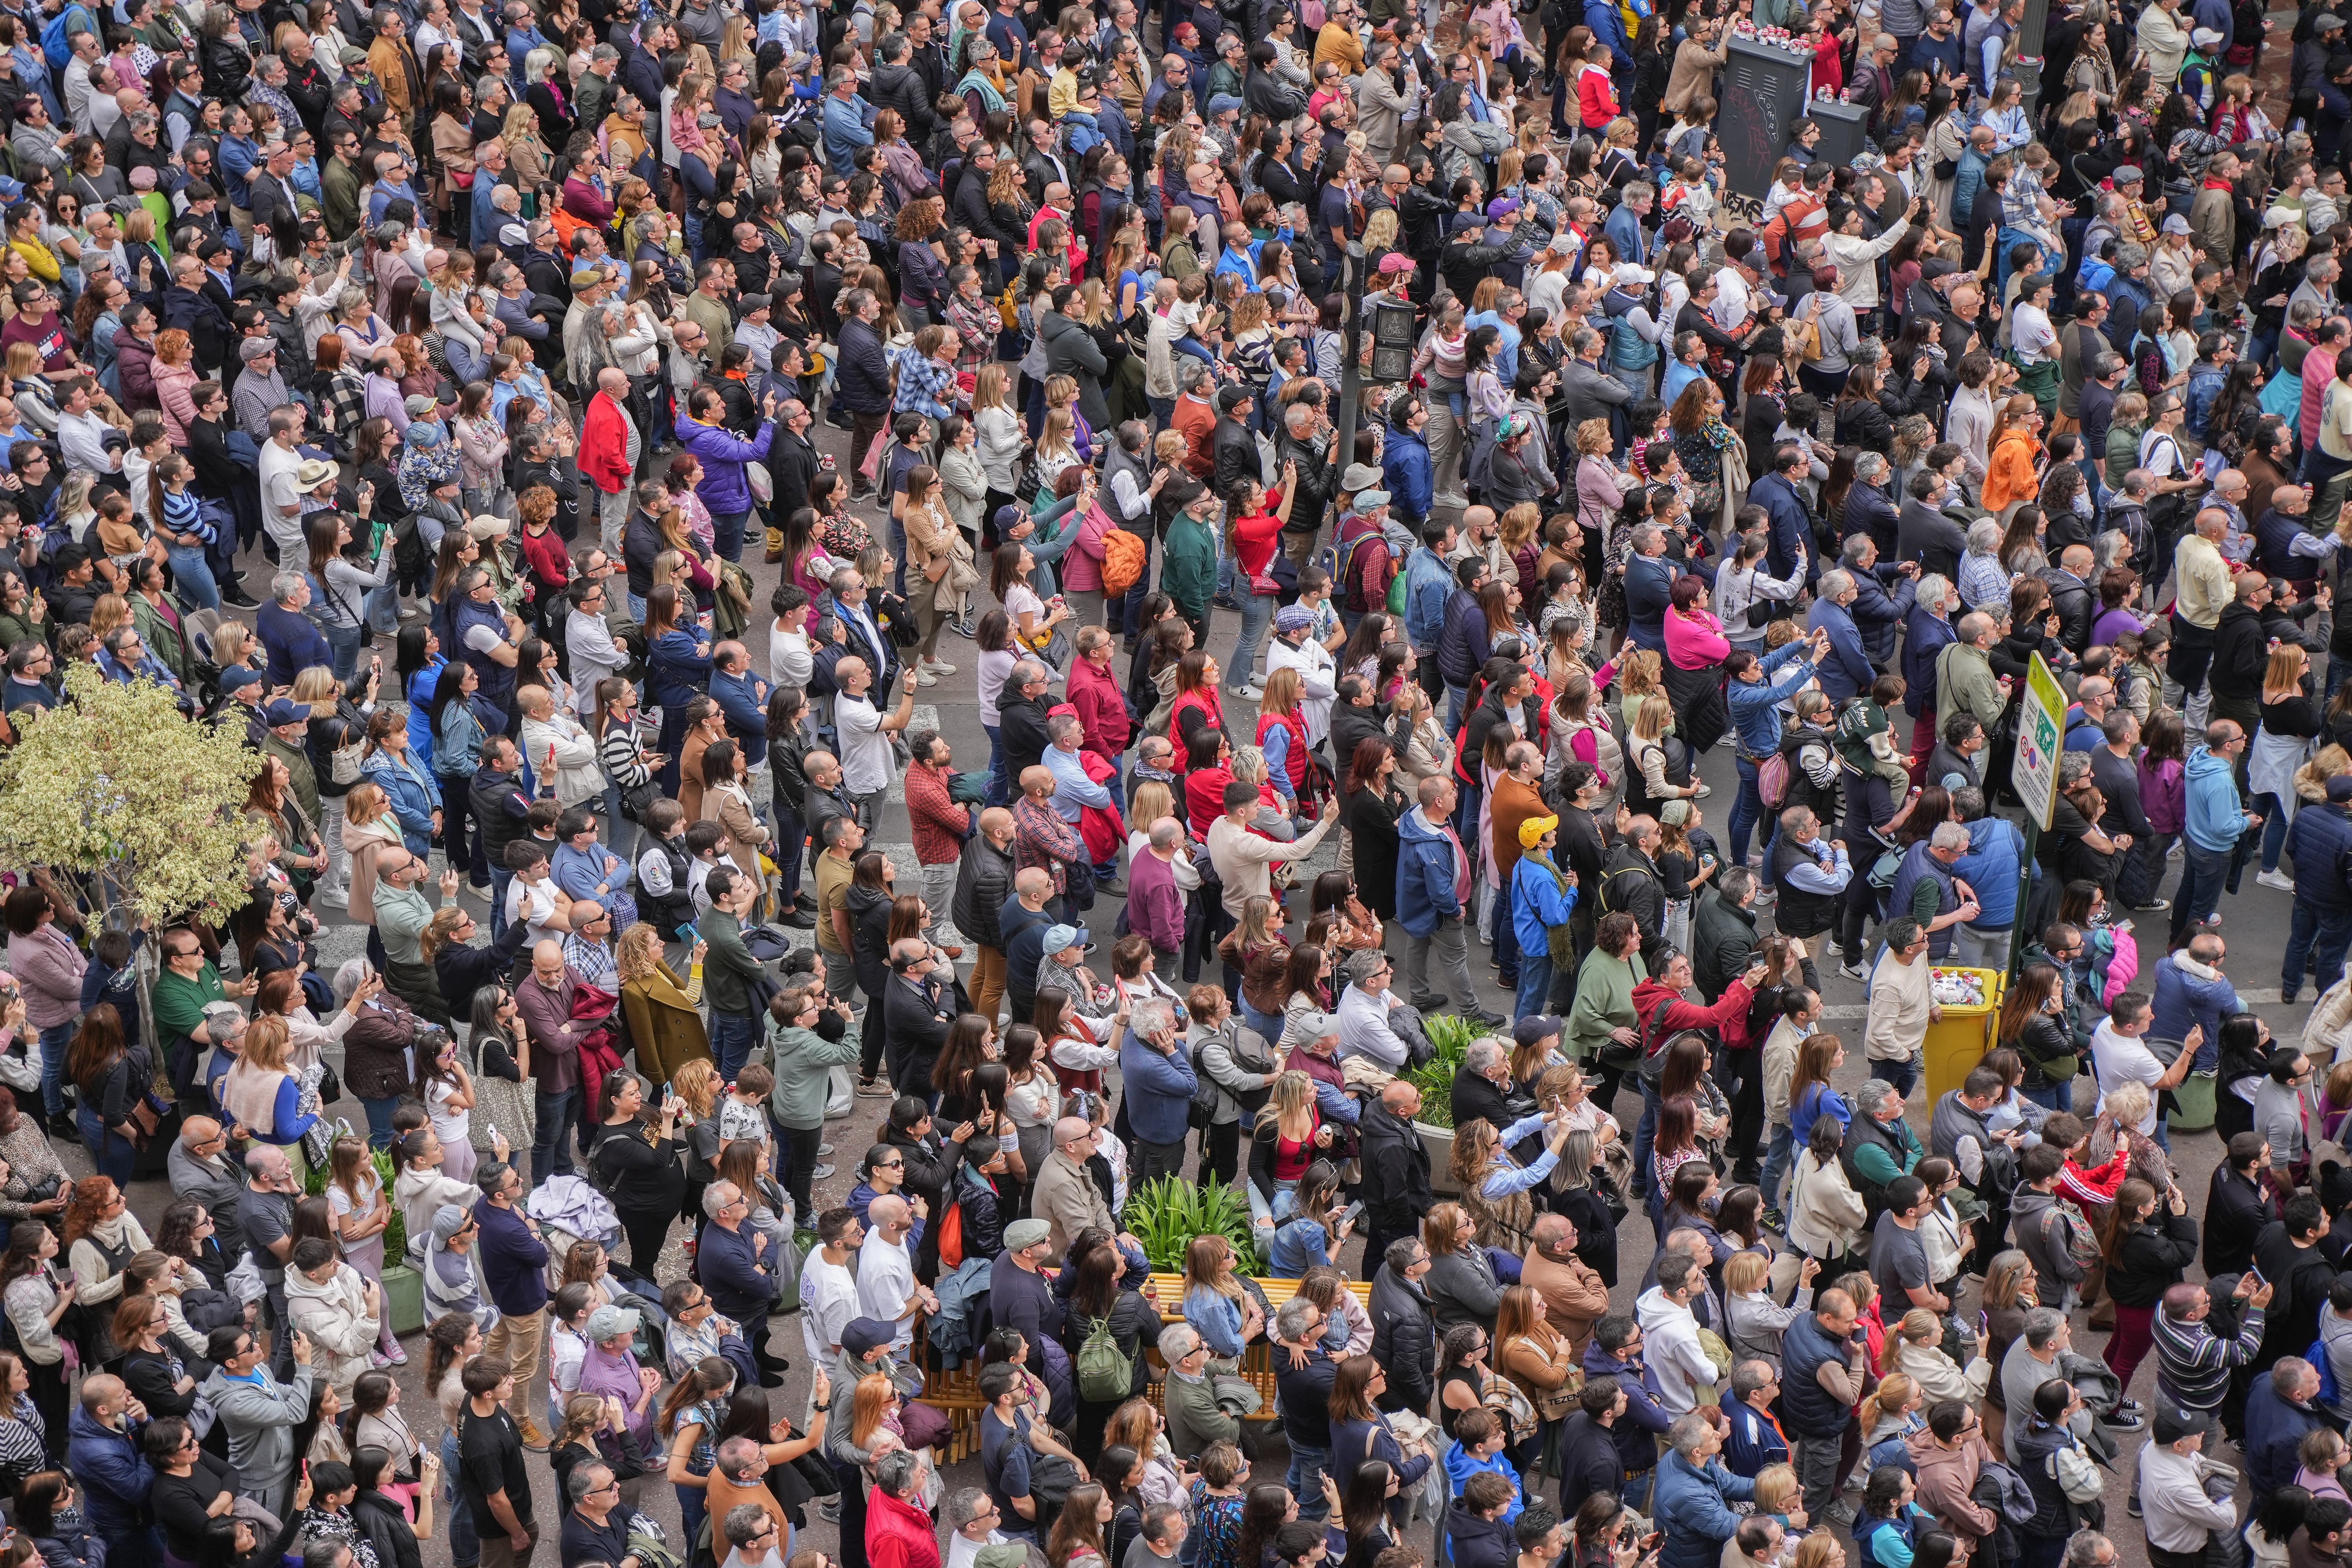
left=1518, top=814, right=1559, bottom=850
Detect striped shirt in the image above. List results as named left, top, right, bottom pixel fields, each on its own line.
left=2153, top=1302, right=2264, bottom=1410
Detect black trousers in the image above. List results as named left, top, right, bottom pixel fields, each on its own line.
left=780, top=1122, right=824, bottom=1223
left=617, top=1203, right=672, bottom=1277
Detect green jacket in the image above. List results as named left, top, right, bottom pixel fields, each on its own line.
left=132, top=595, right=191, bottom=687
left=1933, top=639, right=2006, bottom=734
left=1161, top=514, right=1217, bottom=615
left=700, top=908, right=768, bottom=1016
left=375, top=884, right=450, bottom=967
left=2103, top=419, right=2146, bottom=494
left=1162, top=1362, right=1241, bottom=1457
left=321, top=155, right=363, bottom=242
left=1566, top=946, right=1646, bottom=1060
left=152, top=963, right=226, bottom=1052
left=263, top=731, right=320, bottom=831
left=767, top=1022, right=859, bottom=1130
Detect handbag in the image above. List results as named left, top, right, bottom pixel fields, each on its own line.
left=316, top=1062, right=342, bottom=1104
left=330, top=743, right=364, bottom=786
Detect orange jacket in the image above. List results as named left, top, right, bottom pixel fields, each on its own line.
left=1981, top=429, right=2043, bottom=516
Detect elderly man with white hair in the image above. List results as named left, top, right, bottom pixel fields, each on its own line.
left=1335, top=947, right=1412, bottom=1069
left=1803, top=568, right=1877, bottom=702
left=697, top=1178, right=784, bottom=1383
left=1119, top=996, right=1199, bottom=1186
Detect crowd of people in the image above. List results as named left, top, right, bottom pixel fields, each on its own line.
left=0, top=5, right=2351, bottom=1568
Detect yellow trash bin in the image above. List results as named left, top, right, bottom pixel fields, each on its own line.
left=1921, top=968, right=2007, bottom=1109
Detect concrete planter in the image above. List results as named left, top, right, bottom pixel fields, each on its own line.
left=380, top=1264, right=426, bottom=1336
left=1418, top=1122, right=1461, bottom=1194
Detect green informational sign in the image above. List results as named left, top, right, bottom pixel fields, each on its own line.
left=2011, top=651, right=2066, bottom=831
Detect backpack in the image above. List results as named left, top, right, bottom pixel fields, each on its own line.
left=1756, top=750, right=1792, bottom=811
left=1101, top=527, right=1146, bottom=599
left=2318, top=1336, right=2342, bottom=1409
left=1322, top=525, right=1385, bottom=613
left=40, top=3, right=90, bottom=69
left=1076, top=1313, right=1134, bottom=1403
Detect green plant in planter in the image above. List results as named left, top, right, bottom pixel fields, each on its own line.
left=301, top=1143, right=405, bottom=1262
left=1406, top=1012, right=1485, bottom=1129
left=1124, top=1176, right=1262, bottom=1274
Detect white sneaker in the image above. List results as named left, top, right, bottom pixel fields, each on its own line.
left=923, top=657, right=959, bottom=676
left=2258, top=868, right=2297, bottom=892
left=909, top=665, right=938, bottom=687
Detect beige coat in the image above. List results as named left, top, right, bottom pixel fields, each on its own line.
left=1030, top=1148, right=1112, bottom=1259
left=1787, top=1149, right=1867, bottom=1258
left=702, top=779, right=770, bottom=886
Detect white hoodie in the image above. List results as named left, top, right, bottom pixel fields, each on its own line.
left=285, top=1262, right=382, bottom=1397
left=1634, top=1285, right=1719, bottom=1415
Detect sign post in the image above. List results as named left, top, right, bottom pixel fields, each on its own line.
left=2004, top=652, right=2067, bottom=982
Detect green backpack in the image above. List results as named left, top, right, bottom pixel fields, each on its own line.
left=1076, top=1314, right=1134, bottom=1403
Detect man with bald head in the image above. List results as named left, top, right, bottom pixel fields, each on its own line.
left=68, top=1370, right=153, bottom=1565
left=1361, top=1076, right=1434, bottom=1264
left=1032, top=1114, right=1116, bottom=1258
left=1012, top=764, right=1091, bottom=919
left=514, top=939, right=586, bottom=1190
left=2251, top=479, right=2349, bottom=600
left=578, top=364, right=640, bottom=557
left=2045, top=543, right=2098, bottom=654
left=855, top=1192, right=937, bottom=1355
left=2064, top=676, right=2115, bottom=751
left=1001, top=866, right=1060, bottom=1022
left=170, top=1114, right=247, bottom=1262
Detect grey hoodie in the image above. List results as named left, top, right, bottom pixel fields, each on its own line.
left=201, top=1360, right=316, bottom=1505
left=2009, top=1186, right=2089, bottom=1311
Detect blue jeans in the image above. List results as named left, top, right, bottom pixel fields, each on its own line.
left=530, top=1086, right=579, bottom=1189
left=1869, top=1055, right=1921, bottom=1098
left=1632, top=1080, right=1661, bottom=1210
left=441, top=1427, right=479, bottom=1567
left=712, top=1011, right=758, bottom=1083
left=983, top=723, right=1007, bottom=806
left=1490, top=887, right=1519, bottom=987
left=710, top=508, right=752, bottom=564
left=1445, top=681, right=1470, bottom=732
left=2257, top=794, right=2293, bottom=872
left=2019, top=1081, right=2066, bottom=1112
left=2285, top=902, right=2352, bottom=996
left=357, top=1094, right=401, bottom=1149
left=163, top=542, right=219, bottom=612
left=1230, top=588, right=1273, bottom=692
left=1759, top=1122, right=1794, bottom=1211
left=1516, top=950, right=1553, bottom=1021
left=77, top=1107, right=134, bottom=1186
left=39, top=1022, right=70, bottom=1119
left=323, top=619, right=365, bottom=685
left=628, top=591, right=646, bottom=621
left=1728, top=755, right=1768, bottom=867
left=1287, top=1440, right=1332, bottom=1520
left=2170, top=839, right=2235, bottom=943
left=489, top=867, right=514, bottom=943
left=773, top=802, right=806, bottom=908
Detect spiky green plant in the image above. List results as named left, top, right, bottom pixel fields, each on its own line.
left=1405, top=1011, right=1486, bottom=1128
left=1124, top=1175, right=1262, bottom=1273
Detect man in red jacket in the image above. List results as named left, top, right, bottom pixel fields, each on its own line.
left=1065, top=625, right=1134, bottom=772
left=577, top=365, right=639, bottom=558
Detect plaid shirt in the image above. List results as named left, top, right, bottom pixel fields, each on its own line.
left=561, top=932, right=617, bottom=988
left=1012, top=795, right=1085, bottom=894
left=892, top=347, right=959, bottom=420
left=322, top=366, right=369, bottom=445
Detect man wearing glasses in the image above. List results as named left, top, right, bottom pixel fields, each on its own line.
left=562, top=1462, right=636, bottom=1568
left=699, top=1179, right=788, bottom=1385
left=168, top=1115, right=247, bottom=1258
left=717, top=1504, right=787, bottom=1568
left=154, top=924, right=258, bottom=1108
left=944, top=1490, right=1010, bottom=1568
left=472, top=1160, right=554, bottom=1451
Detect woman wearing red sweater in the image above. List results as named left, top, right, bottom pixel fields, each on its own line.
left=1224, top=463, right=1298, bottom=703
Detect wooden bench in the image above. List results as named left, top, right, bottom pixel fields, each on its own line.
left=915, top=1273, right=1375, bottom=1443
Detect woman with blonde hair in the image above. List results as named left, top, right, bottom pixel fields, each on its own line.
left=499, top=101, right=549, bottom=186
left=1723, top=1248, right=1816, bottom=1369
left=1448, top=1109, right=1574, bottom=1252
left=2254, top=638, right=2321, bottom=884
left=221, top=1015, right=320, bottom=1170
left=1244, top=1069, right=1326, bottom=1235
left=1179, top=1234, right=1263, bottom=1369
left=340, top=781, right=404, bottom=928
left=1624, top=691, right=1697, bottom=818
left=1893, top=1305, right=1991, bottom=1404
left=616, top=921, right=711, bottom=1088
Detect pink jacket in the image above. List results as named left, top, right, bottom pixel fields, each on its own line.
left=153, top=358, right=199, bottom=446
left=6, top=923, right=85, bottom=1031
left=1064, top=653, right=1132, bottom=760
left=1059, top=502, right=1113, bottom=593
left=1663, top=606, right=1730, bottom=671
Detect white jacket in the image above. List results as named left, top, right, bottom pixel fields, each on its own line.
left=1787, top=1149, right=1868, bottom=1259
left=1265, top=635, right=1338, bottom=745
left=285, top=1263, right=382, bottom=1395
left=521, top=709, right=604, bottom=808
left=1634, top=1285, right=1718, bottom=1414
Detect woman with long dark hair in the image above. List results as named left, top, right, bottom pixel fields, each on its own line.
left=0, top=1227, right=71, bottom=1457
